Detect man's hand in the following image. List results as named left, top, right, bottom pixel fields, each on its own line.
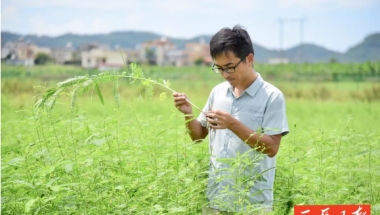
left=173, top=92, right=193, bottom=115
left=206, top=110, right=236, bottom=129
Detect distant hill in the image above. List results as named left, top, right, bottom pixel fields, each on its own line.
left=343, top=33, right=380, bottom=62
left=2, top=31, right=379, bottom=63
left=277, top=43, right=344, bottom=63
left=1, top=31, right=164, bottom=49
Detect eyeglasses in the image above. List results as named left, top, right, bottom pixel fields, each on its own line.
left=211, top=59, right=243, bottom=74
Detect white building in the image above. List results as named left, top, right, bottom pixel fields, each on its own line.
left=81, top=48, right=138, bottom=70
left=268, top=58, right=289, bottom=64
left=51, top=47, right=77, bottom=64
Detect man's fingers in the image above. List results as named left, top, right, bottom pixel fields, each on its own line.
left=206, top=116, right=219, bottom=124
left=174, top=95, right=187, bottom=100
left=174, top=98, right=188, bottom=104
left=173, top=93, right=187, bottom=98
left=174, top=99, right=187, bottom=104
left=208, top=123, right=222, bottom=129
left=206, top=112, right=217, bottom=118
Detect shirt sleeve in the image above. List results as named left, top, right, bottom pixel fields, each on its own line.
left=262, top=92, right=289, bottom=136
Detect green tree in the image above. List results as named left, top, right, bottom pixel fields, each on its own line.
left=145, top=48, right=156, bottom=65
left=194, top=57, right=204, bottom=66
left=34, top=53, right=50, bottom=65
left=329, top=58, right=338, bottom=64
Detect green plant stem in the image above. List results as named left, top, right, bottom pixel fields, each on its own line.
left=48, top=114, right=64, bottom=158
left=100, top=75, right=206, bottom=115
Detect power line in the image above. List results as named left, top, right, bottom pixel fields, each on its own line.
left=278, top=17, right=307, bottom=63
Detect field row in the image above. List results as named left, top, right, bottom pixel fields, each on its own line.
left=2, top=93, right=380, bottom=214
left=1, top=62, right=380, bottom=82
left=1, top=63, right=380, bottom=214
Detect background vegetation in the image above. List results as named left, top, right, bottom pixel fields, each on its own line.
left=1, top=62, right=380, bottom=214
left=2, top=31, right=380, bottom=63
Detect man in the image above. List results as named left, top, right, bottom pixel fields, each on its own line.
left=173, top=25, right=289, bottom=214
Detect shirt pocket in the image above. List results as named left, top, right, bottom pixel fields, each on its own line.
left=237, top=111, right=264, bottom=132
left=229, top=111, right=264, bottom=144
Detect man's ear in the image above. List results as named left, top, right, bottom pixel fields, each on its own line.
left=246, top=53, right=254, bottom=64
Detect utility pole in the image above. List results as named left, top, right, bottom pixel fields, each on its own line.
left=278, top=17, right=306, bottom=63
left=278, top=18, right=284, bottom=59
left=299, top=18, right=306, bottom=63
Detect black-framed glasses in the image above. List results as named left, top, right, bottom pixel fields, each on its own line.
left=211, top=59, right=243, bottom=74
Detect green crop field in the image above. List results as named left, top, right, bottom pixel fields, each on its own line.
left=1, top=63, right=380, bottom=214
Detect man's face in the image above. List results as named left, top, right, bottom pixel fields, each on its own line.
left=212, top=51, right=252, bottom=86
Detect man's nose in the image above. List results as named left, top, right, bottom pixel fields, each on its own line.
left=222, top=71, right=230, bottom=78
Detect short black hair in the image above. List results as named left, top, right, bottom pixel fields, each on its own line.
left=210, top=25, right=254, bottom=61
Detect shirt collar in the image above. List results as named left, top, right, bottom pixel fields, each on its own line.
left=226, top=72, right=264, bottom=98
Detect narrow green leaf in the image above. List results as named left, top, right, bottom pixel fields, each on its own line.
left=46, top=177, right=59, bottom=187
left=142, top=79, right=151, bottom=86
left=93, top=72, right=119, bottom=84
left=159, top=92, right=167, bottom=101
left=115, top=185, right=124, bottom=190
left=25, top=198, right=37, bottom=213
left=41, top=196, right=56, bottom=204
left=34, top=88, right=57, bottom=110
left=168, top=206, right=185, bottom=213
left=14, top=180, right=35, bottom=189
left=50, top=185, right=61, bottom=192
left=145, top=84, right=154, bottom=101
left=48, top=88, right=64, bottom=111
left=71, top=84, right=81, bottom=109
left=154, top=204, right=164, bottom=211
left=56, top=75, right=88, bottom=88
left=113, top=79, right=120, bottom=107
left=95, top=83, right=105, bottom=105
left=130, top=63, right=144, bottom=79
left=64, top=164, right=73, bottom=173
left=81, top=79, right=94, bottom=94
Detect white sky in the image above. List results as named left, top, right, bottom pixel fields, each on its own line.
left=1, top=0, right=380, bottom=52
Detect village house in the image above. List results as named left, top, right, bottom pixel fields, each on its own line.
left=139, top=37, right=177, bottom=66
left=50, top=46, right=78, bottom=65
left=81, top=46, right=139, bottom=70
left=167, top=50, right=187, bottom=67
left=1, top=40, right=51, bottom=66
left=185, top=41, right=212, bottom=66
left=1, top=37, right=213, bottom=68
